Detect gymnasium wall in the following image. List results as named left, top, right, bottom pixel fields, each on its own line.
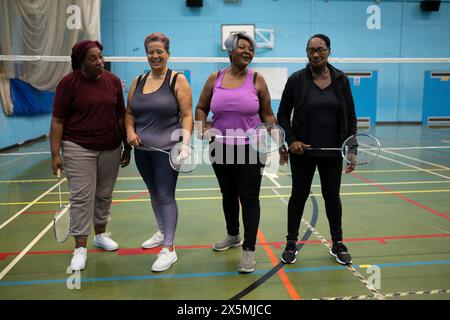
left=0, top=102, right=51, bottom=149
left=101, top=0, right=450, bottom=122
left=1, top=0, right=449, bottom=149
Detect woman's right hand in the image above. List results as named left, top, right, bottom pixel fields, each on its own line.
left=279, top=146, right=289, bottom=165
left=288, top=141, right=311, bottom=155
left=127, top=131, right=142, bottom=148
left=51, top=154, right=63, bottom=175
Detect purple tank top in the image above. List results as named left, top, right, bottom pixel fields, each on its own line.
left=210, top=68, right=261, bottom=145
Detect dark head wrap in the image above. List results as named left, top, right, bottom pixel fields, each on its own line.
left=71, top=40, right=103, bottom=70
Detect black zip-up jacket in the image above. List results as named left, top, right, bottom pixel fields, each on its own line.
left=277, top=63, right=357, bottom=147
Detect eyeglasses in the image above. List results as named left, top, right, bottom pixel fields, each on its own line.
left=306, top=47, right=329, bottom=56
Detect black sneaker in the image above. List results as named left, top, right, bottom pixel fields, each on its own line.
left=281, top=240, right=298, bottom=264
left=330, top=242, right=352, bottom=265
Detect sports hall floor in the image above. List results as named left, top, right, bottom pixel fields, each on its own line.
left=0, top=124, right=449, bottom=300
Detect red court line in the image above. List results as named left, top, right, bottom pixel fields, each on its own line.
left=2, top=233, right=449, bottom=261
left=112, top=191, right=149, bottom=204
left=21, top=210, right=56, bottom=215
left=0, top=249, right=104, bottom=261
left=351, top=172, right=450, bottom=222
left=257, top=228, right=300, bottom=300
left=117, top=244, right=213, bottom=256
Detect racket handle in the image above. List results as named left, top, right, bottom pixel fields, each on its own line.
left=214, top=135, right=248, bottom=139
left=139, top=143, right=170, bottom=155
left=57, top=168, right=61, bottom=179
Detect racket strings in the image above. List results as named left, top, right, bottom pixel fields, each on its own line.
left=250, top=123, right=286, bottom=153
left=169, top=142, right=198, bottom=173
left=54, top=171, right=71, bottom=243
left=140, top=142, right=198, bottom=173
left=342, top=134, right=381, bottom=165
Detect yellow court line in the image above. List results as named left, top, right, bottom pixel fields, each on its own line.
left=0, top=175, right=217, bottom=184
left=45, top=180, right=450, bottom=196
left=2, top=189, right=450, bottom=206
left=2, top=168, right=450, bottom=184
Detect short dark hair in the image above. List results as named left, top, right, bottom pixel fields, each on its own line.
left=307, top=34, right=331, bottom=49
left=144, top=32, right=170, bottom=53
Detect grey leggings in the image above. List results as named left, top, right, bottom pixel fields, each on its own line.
left=134, top=149, right=179, bottom=246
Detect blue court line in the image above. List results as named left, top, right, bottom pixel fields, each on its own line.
left=1, top=259, right=450, bottom=287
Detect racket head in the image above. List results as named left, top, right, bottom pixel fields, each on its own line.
left=248, top=123, right=286, bottom=153
left=342, top=133, right=381, bottom=165
left=53, top=205, right=70, bottom=243
left=169, top=142, right=198, bottom=173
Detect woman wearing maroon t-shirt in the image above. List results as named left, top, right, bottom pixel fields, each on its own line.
left=50, top=40, right=131, bottom=271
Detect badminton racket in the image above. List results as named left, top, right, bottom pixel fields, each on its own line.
left=211, top=122, right=286, bottom=154
left=53, top=169, right=71, bottom=243
left=306, top=133, right=381, bottom=165
left=139, top=141, right=198, bottom=173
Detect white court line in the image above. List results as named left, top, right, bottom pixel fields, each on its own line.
left=307, top=288, right=450, bottom=300
left=264, top=173, right=385, bottom=299
left=377, top=154, right=449, bottom=180
left=380, top=148, right=449, bottom=170
left=0, top=147, right=446, bottom=285
left=383, top=146, right=450, bottom=150
left=0, top=155, right=28, bottom=168
left=0, top=219, right=55, bottom=281
left=0, top=177, right=67, bottom=281
left=264, top=173, right=281, bottom=188
left=0, top=178, right=66, bottom=231
left=0, top=151, right=50, bottom=156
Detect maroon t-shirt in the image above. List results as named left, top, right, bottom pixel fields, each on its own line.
left=53, top=69, right=125, bottom=150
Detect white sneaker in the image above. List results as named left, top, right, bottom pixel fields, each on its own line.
left=93, top=232, right=119, bottom=251
left=141, top=230, right=164, bottom=249
left=151, top=247, right=177, bottom=272
left=71, top=247, right=87, bottom=271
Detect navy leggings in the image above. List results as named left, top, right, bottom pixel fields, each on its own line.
left=287, top=154, right=344, bottom=243
left=134, top=149, right=179, bottom=246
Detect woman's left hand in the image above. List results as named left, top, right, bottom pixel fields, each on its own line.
left=120, top=148, right=131, bottom=168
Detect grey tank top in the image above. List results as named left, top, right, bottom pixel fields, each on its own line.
left=131, top=69, right=182, bottom=151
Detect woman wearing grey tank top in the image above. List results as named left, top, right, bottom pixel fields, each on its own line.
left=125, top=32, right=193, bottom=272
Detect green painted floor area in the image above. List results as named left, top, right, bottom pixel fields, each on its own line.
left=0, top=125, right=449, bottom=300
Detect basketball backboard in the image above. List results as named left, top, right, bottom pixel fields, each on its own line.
left=221, top=24, right=255, bottom=50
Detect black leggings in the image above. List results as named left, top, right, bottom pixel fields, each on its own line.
left=210, top=143, right=265, bottom=251
left=287, top=154, right=343, bottom=242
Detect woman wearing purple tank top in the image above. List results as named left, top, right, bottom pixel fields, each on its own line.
left=125, top=32, right=193, bottom=272
left=196, top=33, right=288, bottom=273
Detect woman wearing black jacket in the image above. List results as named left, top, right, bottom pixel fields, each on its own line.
left=277, top=34, right=357, bottom=265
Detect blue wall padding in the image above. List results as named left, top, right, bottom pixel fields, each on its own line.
left=9, top=78, right=54, bottom=115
